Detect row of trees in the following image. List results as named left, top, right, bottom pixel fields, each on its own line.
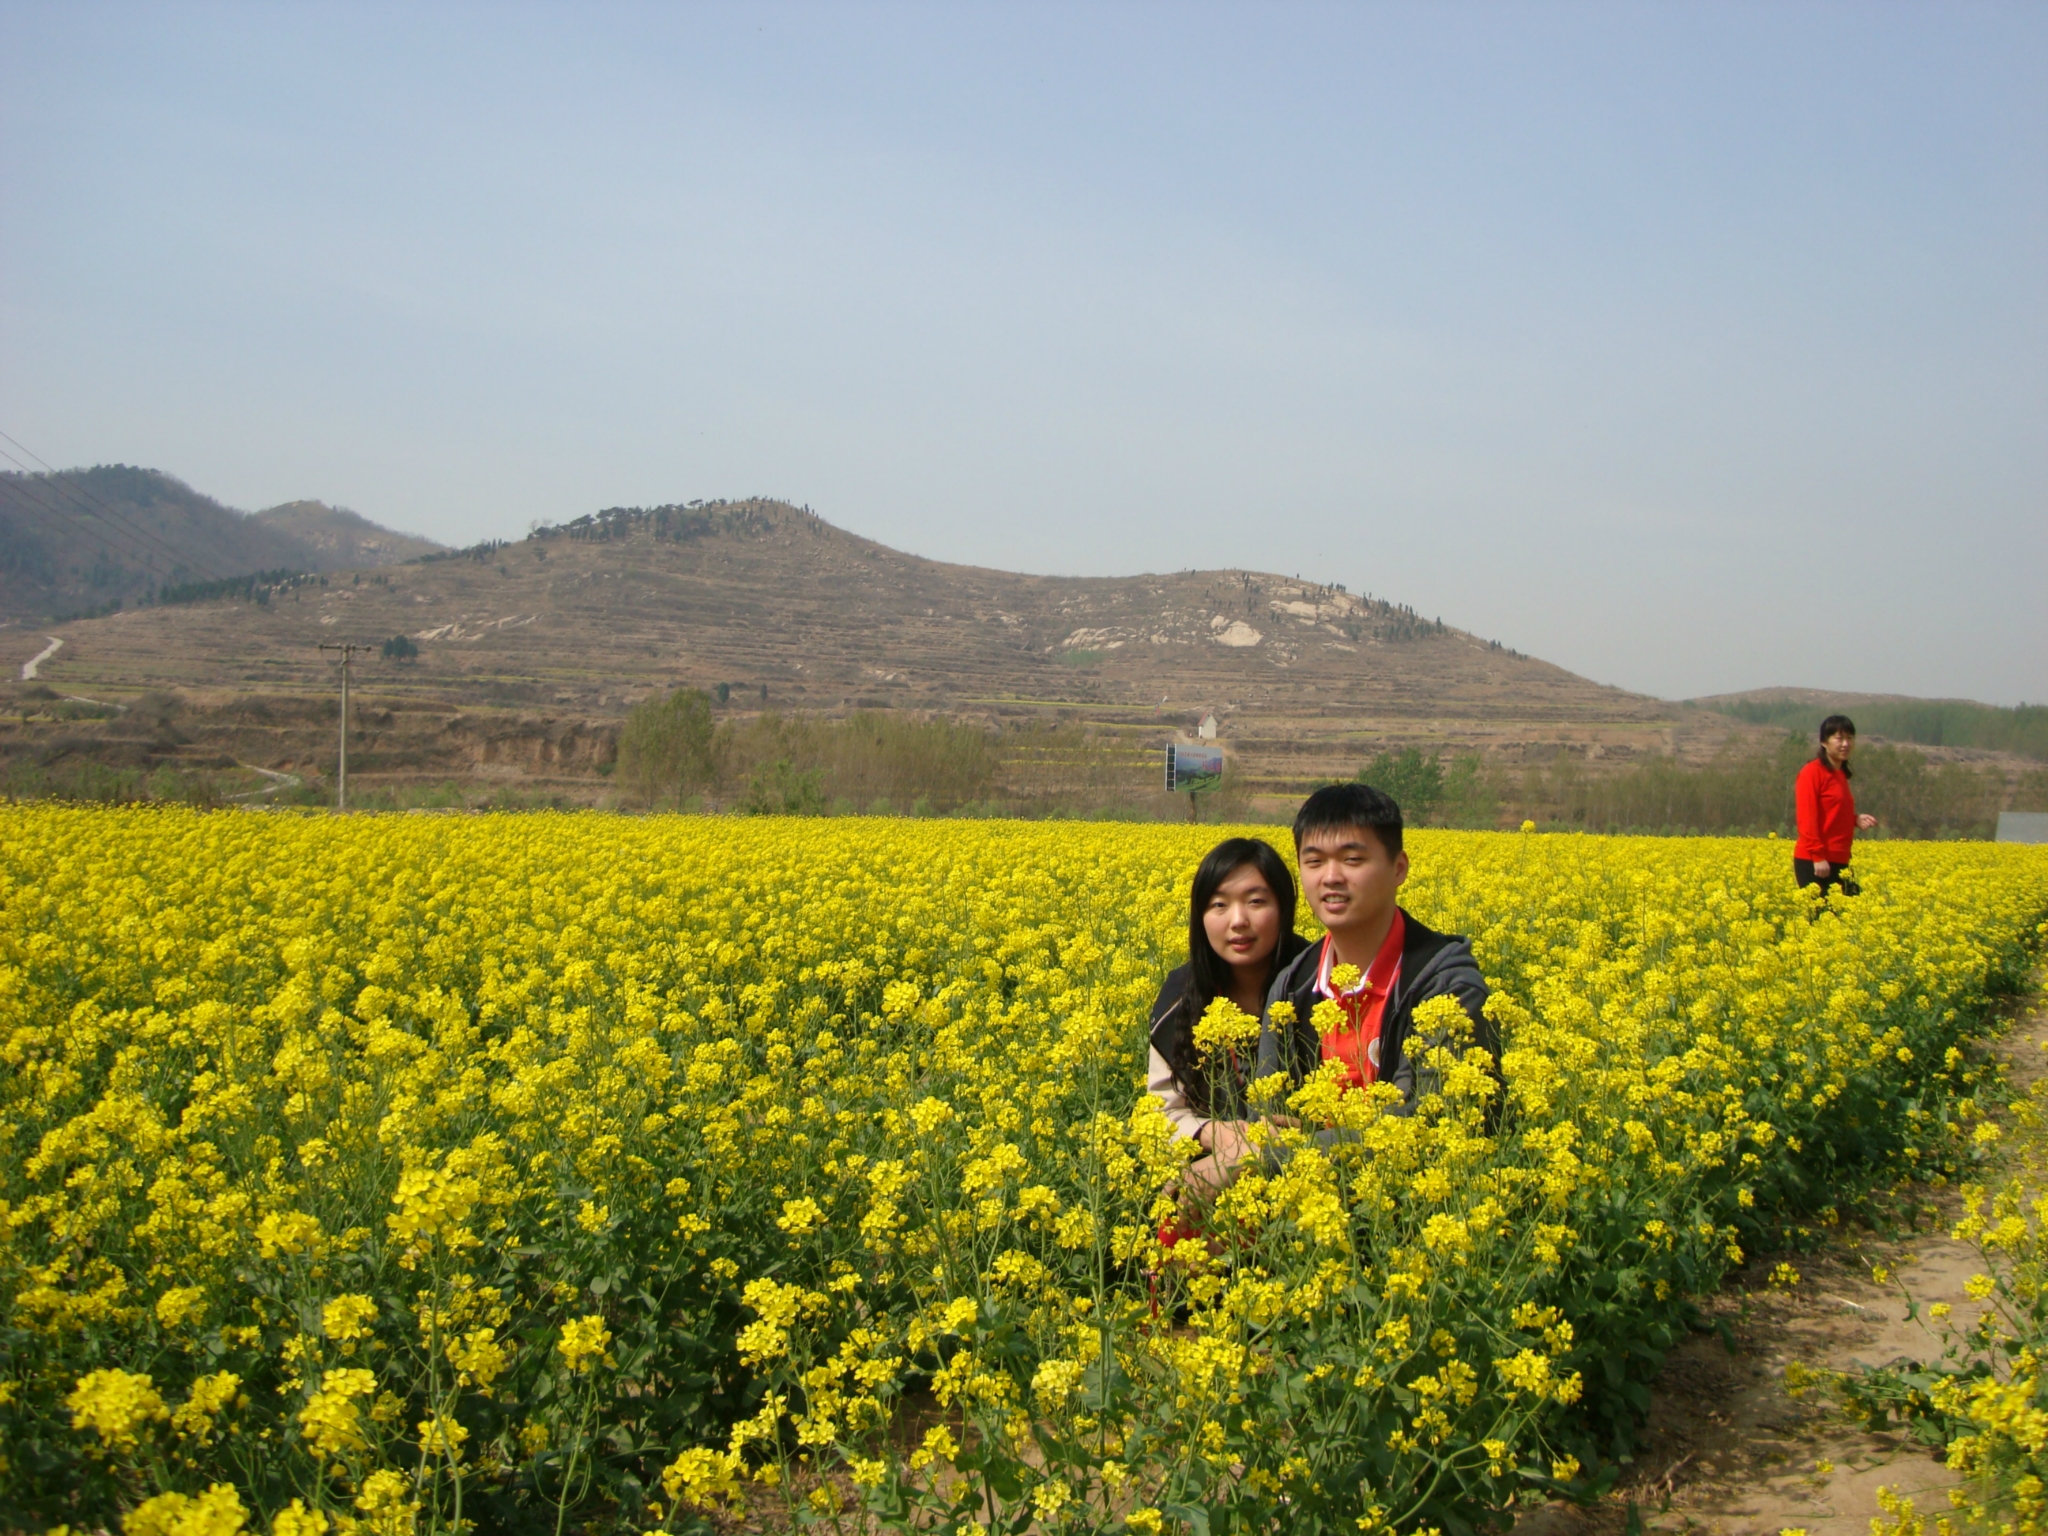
left=1362, top=736, right=2048, bottom=839
left=1356, top=746, right=1500, bottom=828
left=1713, top=697, right=2048, bottom=762
left=616, top=691, right=2045, bottom=833
left=615, top=689, right=1000, bottom=815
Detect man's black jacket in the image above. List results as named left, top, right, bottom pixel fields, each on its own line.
left=1251, top=909, right=1498, bottom=1118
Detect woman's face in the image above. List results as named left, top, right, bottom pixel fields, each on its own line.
left=1203, top=863, right=1283, bottom=977
left=1825, top=730, right=1855, bottom=767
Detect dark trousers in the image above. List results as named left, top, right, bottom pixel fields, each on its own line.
left=1794, top=857, right=1859, bottom=897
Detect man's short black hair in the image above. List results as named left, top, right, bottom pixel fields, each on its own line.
left=1293, top=782, right=1403, bottom=857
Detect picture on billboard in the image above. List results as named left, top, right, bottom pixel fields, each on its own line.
left=1165, top=742, right=1225, bottom=795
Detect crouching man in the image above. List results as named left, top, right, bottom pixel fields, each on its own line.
left=1256, top=781, right=1497, bottom=1115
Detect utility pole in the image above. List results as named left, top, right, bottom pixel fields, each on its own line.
left=319, top=642, right=368, bottom=811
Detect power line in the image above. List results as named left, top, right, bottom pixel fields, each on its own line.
left=0, top=457, right=192, bottom=579
left=319, top=641, right=369, bottom=813
left=0, top=432, right=231, bottom=582
left=0, top=429, right=171, bottom=532
left=0, top=434, right=224, bottom=578
left=0, top=446, right=212, bottom=578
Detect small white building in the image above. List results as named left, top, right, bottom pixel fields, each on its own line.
left=1197, top=712, right=1219, bottom=740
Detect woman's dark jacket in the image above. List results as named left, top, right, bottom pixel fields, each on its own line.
left=1147, top=931, right=1312, bottom=1127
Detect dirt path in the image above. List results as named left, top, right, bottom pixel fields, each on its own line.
left=228, top=762, right=304, bottom=801
left=20, top=634, right=62, bottom=680
left=1520, top=1000, right=2046, bottom=1536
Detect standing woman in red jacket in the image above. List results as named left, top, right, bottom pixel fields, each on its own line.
left=1794, top=714, right=1879, bottom=895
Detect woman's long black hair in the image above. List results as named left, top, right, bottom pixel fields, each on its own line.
left=1817, top=713, right=1857, bottom=778
left=1186, top=838, right=1299, bottom=1006
left=1160, top=837, right=1303, bottom=1115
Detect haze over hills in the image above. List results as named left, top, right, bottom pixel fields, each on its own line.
left=248, top=500, right=444, bottom=570
left=0, top=467, right=442, bottom=620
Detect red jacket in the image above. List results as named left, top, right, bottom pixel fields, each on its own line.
left=1794, top=757, right=1857, bottom=863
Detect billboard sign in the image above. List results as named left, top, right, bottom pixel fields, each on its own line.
left=1165, top=742, right=1224, bottom=795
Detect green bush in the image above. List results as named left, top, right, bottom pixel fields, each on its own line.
left=617, top=688, right=719, bottom=809
left=1360, top=747, right=1445, bottom=819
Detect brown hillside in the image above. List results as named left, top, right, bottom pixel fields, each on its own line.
left=2, top=498, right=1773, bottom=804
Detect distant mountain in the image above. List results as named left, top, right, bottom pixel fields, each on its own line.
left=7, top=478, right=2035, bottom=811
left=251, top=501, right=442, bottom=569
left=0, top=466, right=443, bottom=621
left=27, top=495, right=1667, bottom=733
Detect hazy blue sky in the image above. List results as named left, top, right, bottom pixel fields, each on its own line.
left=3, top=2, right=2043, bottom=703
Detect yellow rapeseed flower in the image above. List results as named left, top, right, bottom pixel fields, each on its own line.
left=556, top=1314, right=613, bottom=1373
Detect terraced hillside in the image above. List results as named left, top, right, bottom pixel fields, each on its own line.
left=1, top=498, right=1760, bottom=805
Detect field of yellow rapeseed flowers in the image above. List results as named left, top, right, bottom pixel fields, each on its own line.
left=2, top=807, right=2044, bottom=1536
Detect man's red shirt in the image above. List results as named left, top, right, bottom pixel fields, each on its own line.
left=1316, top=910, right=1405, bottom=1090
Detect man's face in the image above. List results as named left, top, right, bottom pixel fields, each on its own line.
left=1297, top=824, right=1408, bottom=937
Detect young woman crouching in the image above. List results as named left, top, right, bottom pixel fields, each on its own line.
left=1146, top=837, right=1309, bottom=1199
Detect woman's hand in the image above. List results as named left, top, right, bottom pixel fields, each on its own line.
left=1201, top=1119, right=1255, bottom=1166
left=1178, top=1121, right=1258, bottom=1204
left=1179, top=1152, right=1232, bottom=1202
left=1814, top=860, right=1832, bottom=878
left=1857, top=813, right=1877, bottom=829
